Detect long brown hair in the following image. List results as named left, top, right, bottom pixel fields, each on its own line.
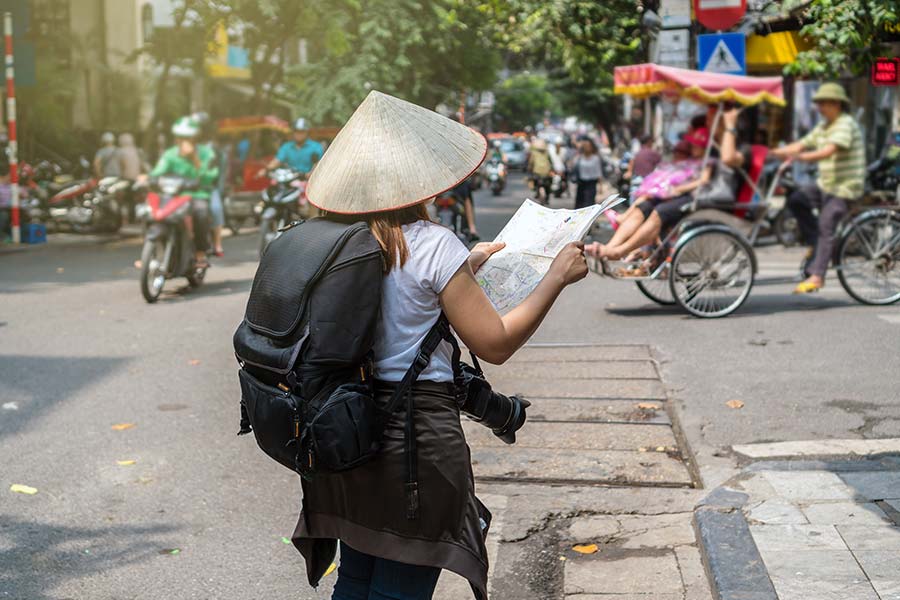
left=326, top=203, right=431, bottom=272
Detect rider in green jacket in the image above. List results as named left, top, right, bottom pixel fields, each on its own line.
left=150, top=116, right=219, bottom=267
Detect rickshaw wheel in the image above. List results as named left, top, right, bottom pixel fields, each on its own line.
left=636, top=278, right=675, bottom=305
left=836, top=211, right=900, bottom=305
left=669, top=229, right=755, bottom=318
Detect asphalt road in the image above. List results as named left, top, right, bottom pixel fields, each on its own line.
left=1, top=172, right=898, bottom=599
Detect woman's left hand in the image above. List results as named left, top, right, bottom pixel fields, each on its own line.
left=467, top=241, right=505, bottom=273
left=722, top=107, right=741, bottom=128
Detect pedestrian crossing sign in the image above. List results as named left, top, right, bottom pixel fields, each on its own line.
left=697, top=33, right=746, bottom=76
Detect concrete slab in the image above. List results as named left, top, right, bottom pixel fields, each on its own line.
left=463, top=421, right=679, bottom=451
left=563, top=553, right=682, bottom=595
left=674, top=545, right=714, bottom=600
left=749, top=524, right=847, bottom=551
left=853, top=551, right=900, bottom=600
left=568, top=513, right=696, bottom=549
left=840, top=472, right=900, bottom=501
left=513, top=345, right=653, bottom=362
left=760, top=470, right=856, bottom=502
left=565, top=595, right=682, bottom=600
left=486, top=377, right=667, bottom=400
left=746, top=499, right=808, bottom=525
left=835, top=525, right=900, bottom=551
left=733, top=438, right=900, bottom=459
left=481, top=360, right=658, bottom=381
left=801, top=502, right=892, bottom=526
left=524, top=398, right=671, bottom=425
left=470, top=447, right=693, bottom=486
left=759, top=549, right=879, bottom=600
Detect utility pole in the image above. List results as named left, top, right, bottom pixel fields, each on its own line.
left=4, top=12, right=18, bottom=244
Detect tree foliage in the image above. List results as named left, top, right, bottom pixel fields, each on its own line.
left=493, top=73, right=558, bottom=130
left=785, top=0, right=900, bottom=78
left=287, top=0, right=501, bottom=124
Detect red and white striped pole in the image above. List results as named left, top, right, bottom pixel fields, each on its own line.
left=4, top=12, right=19, bottom=244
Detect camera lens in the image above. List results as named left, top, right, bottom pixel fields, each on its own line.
left=458, top=365, right=531, bottom=444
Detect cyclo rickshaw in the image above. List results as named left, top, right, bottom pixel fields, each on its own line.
left=594, top=64, right=900, bottom=317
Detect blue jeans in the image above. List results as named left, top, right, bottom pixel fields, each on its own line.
left=332, top=542, right=441, bottom=600
left=209, top=188, right=225, bottom=228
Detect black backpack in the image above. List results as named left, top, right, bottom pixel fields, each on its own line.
left=233, top=218, right=457, bottom=492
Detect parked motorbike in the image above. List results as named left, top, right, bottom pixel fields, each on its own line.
left=135, top=176, right=208, bottom=303
left=257, top=168, right=307, bottom=257
left=65, top=176, right=128, bottom=233
left=485, top=158, right=507, bottom=196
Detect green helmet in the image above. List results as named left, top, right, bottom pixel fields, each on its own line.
left=171, top=116, right=200, bottom=138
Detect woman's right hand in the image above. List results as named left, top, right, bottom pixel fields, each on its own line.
left=549, top=241, right=588, bottom=286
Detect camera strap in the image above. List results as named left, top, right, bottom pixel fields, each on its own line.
left=383, top=313, right=455, bottom=520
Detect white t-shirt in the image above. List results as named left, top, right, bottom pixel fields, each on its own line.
left=374, top=220, right=470, bottom=383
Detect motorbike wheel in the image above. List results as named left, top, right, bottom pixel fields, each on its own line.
left=491, top=186, right=502, bottom=196
left=774, top=208, right=799, bottom=247
left=139, top=239, right=166, bottom=303
left=258, top=217, right=277, bottom=258
left=226, top=218, right=241, bottom=236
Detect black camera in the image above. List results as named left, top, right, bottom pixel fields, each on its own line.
left=456, top=361, right=530, bottom=444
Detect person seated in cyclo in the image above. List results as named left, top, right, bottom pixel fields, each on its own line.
left=150, top=116, right=219, bottom=268
left=770, top=83, right=864, bottom=294
left=617, top=137, right=705, bottom=227
left=587, top=107, right=751, bottom=274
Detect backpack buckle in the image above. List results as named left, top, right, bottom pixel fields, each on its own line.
left=413, top=351, right=430, bottom=372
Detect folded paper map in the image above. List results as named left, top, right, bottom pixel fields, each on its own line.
left=477, top=195, right=624, bottom=312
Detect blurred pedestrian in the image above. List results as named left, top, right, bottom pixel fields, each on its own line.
left=571, top=137, right=602, bottom=209
left=771, top=83, right=864, bottom=294
left=93, top=132, right=121, bottom=178
left=117, top=133, right=146, bottom=223
left=624, top=134, right=662, bottom=180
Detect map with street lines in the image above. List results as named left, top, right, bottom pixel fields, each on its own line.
left=477, top=195, right=624, bottom=312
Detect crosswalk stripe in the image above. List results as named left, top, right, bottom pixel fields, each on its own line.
left=878, top=314, right=900, bottom=324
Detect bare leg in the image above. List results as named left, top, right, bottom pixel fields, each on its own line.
left=604, top=212, right=663, bottom=260
left=464, top=197, right=478, bottom=236
left=606, top=209, right=648, bottom=248
left=212, top=226, right=223, bottom=255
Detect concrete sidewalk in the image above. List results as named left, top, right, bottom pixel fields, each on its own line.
left=435, top=343, right=712, bottom=599
left=696, top=448, right=900, bottom=600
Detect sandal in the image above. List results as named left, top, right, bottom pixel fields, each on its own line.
left=793, top=280, right=822, bottom=294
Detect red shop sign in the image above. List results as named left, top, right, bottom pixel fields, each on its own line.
left=872, top=57, right=900, bottom=86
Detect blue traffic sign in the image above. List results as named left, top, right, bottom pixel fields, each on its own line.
left=697, top=33, right=746, bottom=76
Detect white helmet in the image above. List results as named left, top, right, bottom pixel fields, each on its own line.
left=101, top=132, right=115, bottom=145
left=492, top=139, right=502, bottom=148
left=293, top=118, right=309, bottom=132
left=171, top=116, right=200, bottom=138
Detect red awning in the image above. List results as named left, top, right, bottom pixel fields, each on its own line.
left=614, top=63, right=785, bottom=107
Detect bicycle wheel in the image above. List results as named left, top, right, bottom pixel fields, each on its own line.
left=669, top=229, right=755, bottom=318
left=636, top=275, right=675, bottom=305
left=836, top=211, right=900, bottom=305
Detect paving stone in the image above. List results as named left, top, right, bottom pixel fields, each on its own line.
left=759, top=549, right=879, bottom=600
left=801, top=502, right=892, bottom=526
left=733, top=438, right=900, bottom=459
left=760, top=470, right=856, bottom=501
left=463, top=420, right=679, bottom=451
left=563, top=553, right=682, bottom=595
left=840, top=472, right=900, bottom=501
left=513, top=345, right=653, bottom=362
left=853, top=551, right=900, bottom=600
left=523, top=397, right=671, bottom=425
left=749, top=524, right=847, bottom=551
left=565, top=595, right=682, bottom=600
left=470, top=447, right=693, bottom=486
left=730, top=472, right=778, bottom=500
left=746, top=499, right=808, bottom=525
left=481, top=360, right=658, bottom=381
left=835, top=525, right=900, bottom=551
left=487, top=377, right=666, bottom=400
left=568, top=513, right=696, bottom=549
left=674, top=545, right=714, bottom=600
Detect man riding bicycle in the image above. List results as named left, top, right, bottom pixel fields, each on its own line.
left=771, top=83, right=864, bottom=294
left=150, top=116, right=219, bottom=268
left=262, top=118, right=324, bottom=178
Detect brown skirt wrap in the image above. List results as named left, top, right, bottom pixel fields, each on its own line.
left=292, top=380, right=490, bottom=599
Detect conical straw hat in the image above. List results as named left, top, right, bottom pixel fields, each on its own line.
left=306, top=90, right=487, bottom=214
